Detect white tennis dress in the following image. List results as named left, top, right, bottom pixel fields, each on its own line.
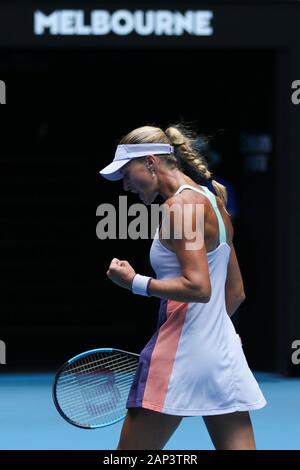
left=126, top=184, right=267, bottom=416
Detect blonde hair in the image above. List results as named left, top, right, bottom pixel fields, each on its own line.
left=119, top=124, right=228, bottom=207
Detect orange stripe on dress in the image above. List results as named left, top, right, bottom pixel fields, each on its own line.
left=142, top=300, right=189, bottom=412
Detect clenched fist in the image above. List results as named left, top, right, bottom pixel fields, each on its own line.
left=106, top=258, right=136, bottom=290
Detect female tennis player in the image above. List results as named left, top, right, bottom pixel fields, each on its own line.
left=99, top=124, right=267, bottom=450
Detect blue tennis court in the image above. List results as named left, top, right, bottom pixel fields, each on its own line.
left=0, top=372, right=299, bottom=450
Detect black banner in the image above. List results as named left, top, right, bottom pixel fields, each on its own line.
left=0, top=450, right=300, bottom=464
left=0, top=3, right=299, bottom=48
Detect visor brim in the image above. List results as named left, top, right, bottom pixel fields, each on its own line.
left=99, top=159, right=130, bottom=181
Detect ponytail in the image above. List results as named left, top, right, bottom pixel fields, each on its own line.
left=165, top=124, right=228, bottom=207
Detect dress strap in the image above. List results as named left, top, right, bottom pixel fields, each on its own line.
left=200, top=187, right=227, bottom=244
left=174, top=184, right=227, bottom=244
left=174, top=184, right=206, bottom=196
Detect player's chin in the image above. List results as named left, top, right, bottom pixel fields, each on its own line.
left=144, top=195, right=156, bottom=205
left=139, top=192, right=154, bottom=205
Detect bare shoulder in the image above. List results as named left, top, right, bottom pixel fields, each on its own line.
left=163, top=190, right=209, bottom=224
left=165, top=188, right=209, bottom=209
left=160, top=191, right=207, bottom=239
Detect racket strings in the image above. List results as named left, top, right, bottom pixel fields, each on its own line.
left=62, top=351, right=133, bottom=374
left=59, top=353, right=137, bottom=381
left=57, top=371, right=136, bottom=409
left=56, top=380, right=132, bottom=424
left=57, top=355, right=137, bottom=393
left=55, top=350, right=140, bottom=428
left=58, top=383, right=132, bottom=424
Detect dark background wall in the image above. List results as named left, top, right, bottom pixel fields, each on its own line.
left=0, top=48, right=276, bottom=371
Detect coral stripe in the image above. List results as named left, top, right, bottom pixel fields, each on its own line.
left=142, top=300, right=189, bottom=411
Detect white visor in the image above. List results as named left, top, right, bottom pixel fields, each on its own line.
left=99, top=143, right=174, bottom=181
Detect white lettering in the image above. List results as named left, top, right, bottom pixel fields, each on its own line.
left=135, top=11, right=154, bottom=36
left=111, top=10, right=134, bottom=36
left=195, top=11, right=213, bottom=36
left=60, top=10, right=77, bottom=35
left=34, top=9, right=214, bottom=37
left=91, top=11, right=110, bottom=35
left=155, top=11, right=173, bottom=36
left=34, top=10, right=59, bottom=35
left=174, top=11, right=193, bottom=36
left=75, top=10, right=92, bottom=35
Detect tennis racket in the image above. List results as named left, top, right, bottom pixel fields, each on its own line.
left=52, top=348, right=140, bottom=429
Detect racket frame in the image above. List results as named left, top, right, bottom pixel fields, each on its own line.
left=52, top=347, right=140, bottom=429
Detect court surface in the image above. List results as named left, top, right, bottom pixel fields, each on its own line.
left=0, top=372, right=299, bottom=450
